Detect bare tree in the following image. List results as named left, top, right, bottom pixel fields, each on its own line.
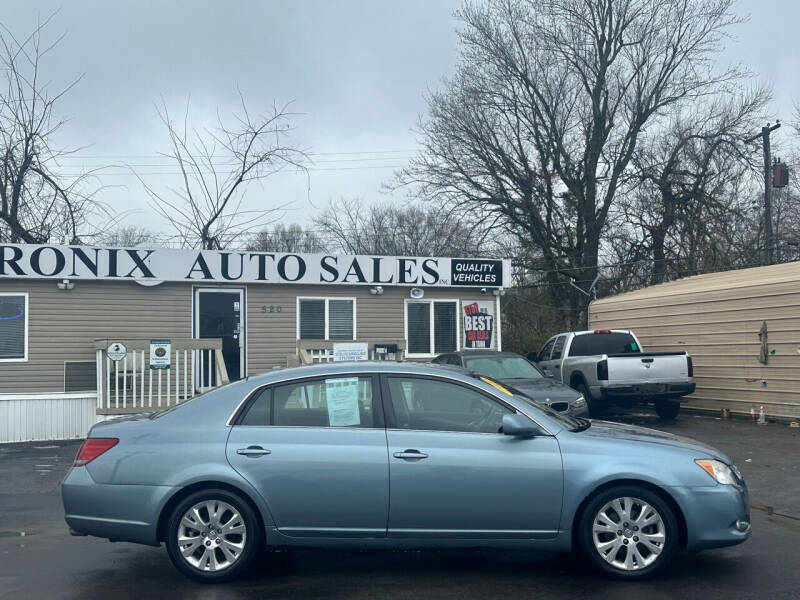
left=0, top=14, right=110, bottom=244
left=139, top=95, right=306, bottom=250
left=314, top=198, right=495, bottom=257
left=246, top=223, right=327, bottom=253
left=101, top=224, right=159, bottom=248
left=619, top=90, right=769, bottom=284
left=398, top=0, right=745, bottom=326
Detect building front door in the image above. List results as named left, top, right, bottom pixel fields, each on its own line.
left=194, top=288, right=245, bottom=383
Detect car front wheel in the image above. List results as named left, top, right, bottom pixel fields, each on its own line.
left=579, top=485, right=678, bottom=580
left=165, top=488, right=261, bottom=583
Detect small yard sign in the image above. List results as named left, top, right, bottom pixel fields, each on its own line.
left=106, top=342, right=127, bottom=362
left=149, top=339, right=171, bottom=369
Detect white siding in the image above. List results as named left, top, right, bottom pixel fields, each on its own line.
left=0, top=393, right=99, bottom=443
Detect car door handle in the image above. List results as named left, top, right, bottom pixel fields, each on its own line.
left=236, top=446, right=271, bottom=457
left=393, top=449, right=428, bottom=460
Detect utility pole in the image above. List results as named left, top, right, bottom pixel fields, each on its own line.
left=745, top=121, right=781, bottom=265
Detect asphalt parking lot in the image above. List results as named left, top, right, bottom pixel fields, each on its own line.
left=1, top=410, right=799, bottom=600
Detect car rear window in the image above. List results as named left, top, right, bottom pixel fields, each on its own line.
left=568, top=332, right=641, bottom=356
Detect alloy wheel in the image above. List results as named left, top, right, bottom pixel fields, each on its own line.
left=176, top=500, right=248, bottom=572
left=591, top=496, right=666, bottom=571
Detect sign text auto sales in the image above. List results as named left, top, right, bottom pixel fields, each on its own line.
left=0, top=244, right=508, bottom=288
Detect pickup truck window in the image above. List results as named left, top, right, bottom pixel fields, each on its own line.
left=538, top=338, right=555, bottom=362
left=551, top=335, right=566, bottom=359
left=568, top=332, right=641, bottom=356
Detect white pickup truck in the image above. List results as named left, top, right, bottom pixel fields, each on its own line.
left=530, top=329, right=695, bottom=419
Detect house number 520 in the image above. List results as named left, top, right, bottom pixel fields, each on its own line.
left=261, top=305, right=283, bottom=314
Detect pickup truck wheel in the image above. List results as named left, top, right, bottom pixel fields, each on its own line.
left=575, top=382, right=602, bottom=417
left=655, top=400, right=680, bottom=420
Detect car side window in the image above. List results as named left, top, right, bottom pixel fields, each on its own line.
left=387, top=376, right=511, bottom=434
left=240, top=376, right=375, bottom=428
left=551, top=335, right=566, bottom=360
left=539, top=338, right=555, bottom=362
left=238, top=388, right=271, bottom=426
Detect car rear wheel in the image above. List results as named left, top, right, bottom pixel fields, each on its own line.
left=655, top=400, right=680, bottom=420
left=579, top=485, right=678, bottom=580
left=165, top=488, right=261, bottom=583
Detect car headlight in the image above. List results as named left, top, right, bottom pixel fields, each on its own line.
left=695, top=459, right=738, bottom=485
left=572, top=395, right=586, bottom=407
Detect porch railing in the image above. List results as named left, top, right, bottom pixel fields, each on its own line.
left=94, top=338, right=229, bottom=415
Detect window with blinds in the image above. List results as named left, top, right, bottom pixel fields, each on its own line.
left=328, top=299, right=354, bottom=340
left=299, top=299, right=325, bottom=339
left=433, top=302, right=457, bottom=353
left=406, top=300, right=457, bottom=356
left=298, top=298, right=355, bottom=341
left=0, top=294, right=27, bottom=360
left=407, top=302, right=431, bottom=354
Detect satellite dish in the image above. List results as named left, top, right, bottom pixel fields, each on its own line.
left=409, top=287, right=424, bottom=299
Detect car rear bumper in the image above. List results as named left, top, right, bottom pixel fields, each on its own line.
left=61, top=466, right=176, bottom=546
left=667, top=483, right=751, bottom=551
left=594, top=382, right=696, bottom=402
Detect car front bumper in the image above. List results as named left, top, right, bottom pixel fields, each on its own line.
left=668, top=482, right=751, bottom=551
left=62, top=465, right=176, bottom=546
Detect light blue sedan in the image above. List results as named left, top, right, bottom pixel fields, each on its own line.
left=62, top=362, right=750, bottom=583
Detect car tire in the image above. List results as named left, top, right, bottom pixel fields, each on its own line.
left=575, top=381, right=602, bottom=417
left=578, top=485, right=679, bottom=580
left=655, top=400, right=680, bottom=420
left=165, top=488, right=261, bottom=583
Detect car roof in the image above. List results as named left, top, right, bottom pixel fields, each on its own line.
left=245, top=360, right=475, bottom=386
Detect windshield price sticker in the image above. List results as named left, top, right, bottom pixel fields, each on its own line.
left=480, top=376, right=513, bottom=396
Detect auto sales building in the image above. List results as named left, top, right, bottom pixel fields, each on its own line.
left=0, top=243, right=510, bottom=442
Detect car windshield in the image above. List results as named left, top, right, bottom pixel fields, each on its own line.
left=464, top=355, right=544, bottom=380
left=473, top=374, right=587, bottom=432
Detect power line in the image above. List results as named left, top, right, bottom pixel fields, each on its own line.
left=48, top=164, right=408, bottom=176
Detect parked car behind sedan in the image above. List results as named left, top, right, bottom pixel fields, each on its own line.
left=63, top=362, right=749, bottom=583
left=432, top=350, right=588, bottom=417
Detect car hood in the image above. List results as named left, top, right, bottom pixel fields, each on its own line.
left=579, top=420, right=730, bottom=461
left=500, top=378, right=580, bottom=403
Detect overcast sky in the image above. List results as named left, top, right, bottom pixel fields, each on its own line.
left=5, top=1, right=799, bottom=239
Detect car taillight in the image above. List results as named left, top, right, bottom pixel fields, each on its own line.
left=74, top=438, right=118, bottom=466
left=687, top=356, right=693, bottom=377
left=593, top=329, right=612, bottom=334
left=597, top=359, right=608, bottom=381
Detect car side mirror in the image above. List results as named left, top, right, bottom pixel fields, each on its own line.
left=502, top=413, right=544, bottom=437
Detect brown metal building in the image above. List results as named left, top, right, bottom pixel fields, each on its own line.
left=589, top=261, right=800, bottom=420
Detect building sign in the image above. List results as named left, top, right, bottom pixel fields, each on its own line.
left=106, top=342, right=127, bottom=362
left=462, top=301, right=495, bottom=349
left=149, top=339, right=171, bottom=370
left=450, top=259, right=503, bottom=286
left=333, top=342, right=369, bottom=362
left=0, top=244, right=510, bottom=288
